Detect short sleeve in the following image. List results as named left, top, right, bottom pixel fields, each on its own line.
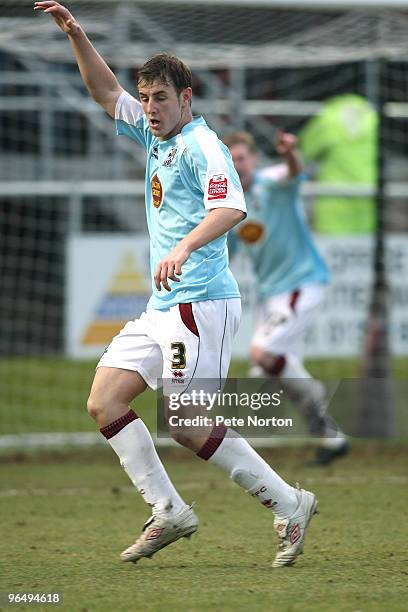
left=115, top=90, right=149, bottom=149
left=185, top=128, right=247, bottom=215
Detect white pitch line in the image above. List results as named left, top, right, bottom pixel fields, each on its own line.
left=0, top=475, right=407, bottom=498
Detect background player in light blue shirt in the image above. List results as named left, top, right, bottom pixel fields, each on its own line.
left=36, top=0, right=318, bottom=570
left=225, top=130, right=348, bottom=465
left=227, top=133, right=329, bottom=300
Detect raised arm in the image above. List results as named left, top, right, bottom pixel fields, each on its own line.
left=34, top=1, right=123, bottom=117
left=276, top=130, right=303, bottom=178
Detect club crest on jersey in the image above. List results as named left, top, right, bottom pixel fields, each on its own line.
left=208, top=173, right=228, bottom=200
left=162, top=146, right=178, bottom=167
left=151, top=174, right=163, bottom=208
left=238, top=220, right=264, bottom=244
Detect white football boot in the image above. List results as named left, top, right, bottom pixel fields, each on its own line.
left=120, top=504, right=198, bottom=563
left=272, top=484, right=318, bottom=568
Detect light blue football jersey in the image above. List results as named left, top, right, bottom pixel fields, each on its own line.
left=115, top=91, right=246, bottom=310
left=229, top=166, right=329, bottom=300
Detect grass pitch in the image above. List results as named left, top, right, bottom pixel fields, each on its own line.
left=1, top=443, right=407, bottom=612
left=1, top=357, right=408, bottom=435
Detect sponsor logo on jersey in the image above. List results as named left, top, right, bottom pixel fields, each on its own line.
left=237, top=220, right=264, bottom=244
left=151, top=174, right=163, bottom=208
left=208, top=173, right=228, bottom=200
left=163, top=146, right=178, bottom=167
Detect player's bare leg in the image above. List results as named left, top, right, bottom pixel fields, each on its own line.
left=251, top=346, right=349, bottom=465
left=87, top=367, right=198, bottom=563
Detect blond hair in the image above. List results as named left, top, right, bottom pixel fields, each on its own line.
left=222, top=130, right=257, bottom=153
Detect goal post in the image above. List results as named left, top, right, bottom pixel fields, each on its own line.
left=359, top=58, right=394, bottom=437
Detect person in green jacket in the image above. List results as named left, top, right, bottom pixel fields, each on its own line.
left=299, top=94, right=377, bottom=234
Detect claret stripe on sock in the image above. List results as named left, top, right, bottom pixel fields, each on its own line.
left=196, top=424, right=228, bottom=460
left=100, top=409, right=139, bottom=439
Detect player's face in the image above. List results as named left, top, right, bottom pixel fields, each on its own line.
left=138, top=79, right=192, bottom=141
left=228, top=143, right=258, bottom=190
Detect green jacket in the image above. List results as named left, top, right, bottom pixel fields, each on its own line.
left=300, top=94, right=377, bottom=234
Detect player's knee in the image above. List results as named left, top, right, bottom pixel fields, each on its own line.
left=250, top=346, right=286, bottom=376
left=86, top=393, right=107, bottom=421
left=250, top=345, right=264, bottom=365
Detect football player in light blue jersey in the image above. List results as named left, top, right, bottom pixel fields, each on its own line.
left=115, top=92, right=246, bottom=309
left=36, top=0, right=319, bottom=569
left=225, top=130, right=348, bottom=466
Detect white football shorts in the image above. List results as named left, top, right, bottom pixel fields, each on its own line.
left=97, top=298, right=241, bottom=394
left=251, top=283, right=324, bottom=357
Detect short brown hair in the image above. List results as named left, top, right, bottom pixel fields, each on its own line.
left=222, top=131, right=257, bottom=154
left=137, top=53, right=192, bottom=95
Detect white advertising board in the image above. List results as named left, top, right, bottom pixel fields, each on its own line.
left=66, top=235, right=151, bottom=359
left=66, top=234, right=408, bottom=359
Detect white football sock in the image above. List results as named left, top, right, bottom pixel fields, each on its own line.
left=102, top=412, right=186, bottom=517
left=208, top=429, right=298, bottom=519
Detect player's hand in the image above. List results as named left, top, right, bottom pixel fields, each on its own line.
left=34, top=1, right=80, bottom=36
left=154, top=243, right=191, bottom=292
left=276, top=130, right=298, bottom=156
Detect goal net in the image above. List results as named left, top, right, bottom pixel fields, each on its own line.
left=1, top=0, right=408, bottom=448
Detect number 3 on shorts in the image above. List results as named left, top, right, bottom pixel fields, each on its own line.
left=171, top=342, right=186, bottom=369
